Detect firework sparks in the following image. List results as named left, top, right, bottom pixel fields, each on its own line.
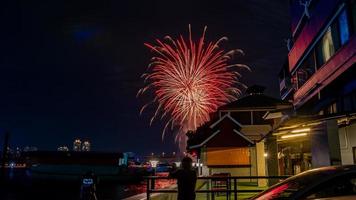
left=138, top=25, right=249, bottom=140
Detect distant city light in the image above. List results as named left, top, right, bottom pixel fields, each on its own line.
left=73, top=139, right=82, bottom=151
left=9, top=162, right=15, bottom=168
left=57, top=146, right=69, bottom=151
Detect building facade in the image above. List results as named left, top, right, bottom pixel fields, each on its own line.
left=73, top=139, right=82, bottom=151
left=187, top=86, right=291, bottom=186
left=82, top=140, right=91, bottom=152
left=271, top=0, right=356, bottom=175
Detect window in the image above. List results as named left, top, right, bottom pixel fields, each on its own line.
left=254, top=168, right=344, bottom=199
left=343, top=95, right=354, bottom=111
left=297, top=51, right=316, bottom=87
left=317, top=27, right=335, bottom=66
left=351, top=0, right=356, bottom=33
left=291, top=5, right=354, bottom=90
left=252, top=111, right=269, bottom=125
left=327, top=102, right=338, bottom=114
left=292, top=73, right=298, bottom=89
left=338, top=9, right=351, bottom=45
left=304, top=173, right=356, bottom=199
left=315, top=8, right=352, bottom=69
left=230, top=111, right=251, bottom=125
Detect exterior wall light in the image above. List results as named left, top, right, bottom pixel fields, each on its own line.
left=291, top=128, right=310, bottom=133
left=281, top=132, right=307, bottom=139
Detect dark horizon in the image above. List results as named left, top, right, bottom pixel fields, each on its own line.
left=0, top=0, right=290, bottom=154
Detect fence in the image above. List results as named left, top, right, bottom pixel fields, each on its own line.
left=145, top=175, right=290, bottom=200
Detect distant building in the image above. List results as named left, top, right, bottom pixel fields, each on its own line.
left=57, top=146, right=69, bottom=151
left=23, top=146, right=38, bottom=152
left=81, top=140, right=91, bottom=152
left=73, top=139, right=82, bottom=151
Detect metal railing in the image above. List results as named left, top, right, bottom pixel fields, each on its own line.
left=145, top=175, right=290, bottom=200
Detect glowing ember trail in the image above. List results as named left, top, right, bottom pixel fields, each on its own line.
left=138, top=25, right=249, bottom=142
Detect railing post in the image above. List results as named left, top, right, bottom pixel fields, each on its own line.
left=207, top=179, right=210, bottom=200
left=146, top=178, right=150, bottom=200
left=234, top=178, right=237, bottom=200
left=226, top=177, right=229, bottom=200
left=151, top=177, right=155, bottom=190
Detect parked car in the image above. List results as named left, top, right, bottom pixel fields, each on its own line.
left=155, top=163, right=173, bottom=173
left=251, top=165, right=356, bottom=200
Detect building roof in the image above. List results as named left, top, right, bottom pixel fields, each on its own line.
left=187, top=85, right=292, bottom=150
left=187, top=113, right=253, bottom=150
left=219, top=93, right=291, bottom=111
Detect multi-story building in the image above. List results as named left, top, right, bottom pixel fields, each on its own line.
left=57, top=146, right=69, bottom=151
left=82, top=140, right=91, bottom=152
left=73, top=139, right=82, bottom=151
left=271, top=0, right=356, bottom=175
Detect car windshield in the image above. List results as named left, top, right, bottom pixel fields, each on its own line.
left=252, top=167, right=341, bottom=200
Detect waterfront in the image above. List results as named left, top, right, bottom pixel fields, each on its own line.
left=0, top=168, right=146, bottom=200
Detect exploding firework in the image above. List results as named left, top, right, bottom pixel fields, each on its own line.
left=138, top=25, right=249, bottom=141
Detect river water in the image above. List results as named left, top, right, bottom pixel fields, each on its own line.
left=0, top=168, right=146, bottom=200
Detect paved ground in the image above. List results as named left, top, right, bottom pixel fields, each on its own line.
left=124, top=181, right=267, bottom=200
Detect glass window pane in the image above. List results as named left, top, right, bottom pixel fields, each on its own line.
left=253, top=111, right=269, bottom=125
left=230, top=111, right=251, bottom=125
left=297, top=52, right=316, bottom=87
left=321, top=27, right=335, bottom=63
left=338, top=9, right=350, bottom=45
left=304, top=174, right=356, bottom=199
left=352, top=0, right=356, bottom=33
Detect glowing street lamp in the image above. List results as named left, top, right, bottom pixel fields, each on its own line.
left=149, top=160, right=159, bottom=189
left=174, top=162, right=181, bottom=168
left=149, top=160, right=159, bottom=168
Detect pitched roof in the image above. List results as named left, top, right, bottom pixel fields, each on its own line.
left=210, top=114, right=242, bottom=128
left=187, top=114, right=251, bottom=149
left=219, top=93, right=291, bottom=110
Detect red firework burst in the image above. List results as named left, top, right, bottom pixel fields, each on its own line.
left=138, top=25, right=249, bottom=139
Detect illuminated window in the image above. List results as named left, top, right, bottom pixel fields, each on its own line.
left=321, top=27, right=335, bottom=63
left=338, top=9, right=350, bottom=45
left=316, top=26, right=337, bottom=68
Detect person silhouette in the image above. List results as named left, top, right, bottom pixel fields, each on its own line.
left=170, top=157, right=197, bottom=200
left=80, top=171, right=98, bottom=200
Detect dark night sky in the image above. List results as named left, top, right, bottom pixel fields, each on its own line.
left=0, top=0, right=290, bottom=154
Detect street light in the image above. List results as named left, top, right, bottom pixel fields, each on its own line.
left=149, top=160, right=159, bottom=168
left=174, top=162, right=181, bottom=168
left=149, top=160, right=159, bottom=190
